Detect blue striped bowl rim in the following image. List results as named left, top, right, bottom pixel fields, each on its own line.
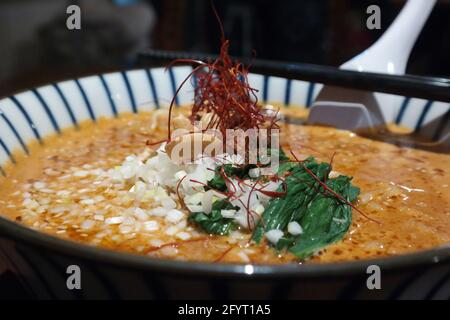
left=0, top=66, right=449, bottom=278
left=0, top=66, right=448, bottom=175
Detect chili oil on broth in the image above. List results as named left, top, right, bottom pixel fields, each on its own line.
left=0, top=111, right=294, bottom=264
left=0, top=109, right=449, bottom=264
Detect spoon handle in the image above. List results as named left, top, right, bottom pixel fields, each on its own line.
left=341, top=0, right=437, bottom=74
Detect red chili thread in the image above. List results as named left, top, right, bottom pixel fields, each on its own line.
left=175, top=174, right=188, bottom=209
left=165, top=2, right=278, bottom=144
left=214, top=243, right=238, bottom=263
left=145, top=236, right=211, bottom=254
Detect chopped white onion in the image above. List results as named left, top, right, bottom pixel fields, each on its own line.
left=220, top=209, right=236, bottom=218
left=133, top=207, right=149, bottom=221
left=186, top=204, right=203, bottom=213
left=287, top=221, right=303, bottom=235
left=80, top=219, right=95, bottom=230
left=252, top=204, right=265, bottom=216
left=265, top=229, right=284, bottom=245
left=105, top=216, right=124, bottom=225
left=176, top=232, right=191, bottom=240
left=201, top=190, right=214, bottom=214
left=148, top=207, right=167, bottom=216
left=161, top=197, right=177, bottom=209
left=165, top=209, right=184, bottom=223
left=248, top=168, right=261, bottom=178
left=143, top=220, right=159, bottom=232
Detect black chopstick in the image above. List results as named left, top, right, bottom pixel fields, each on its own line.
left=138, top=49, right=450, bottom=103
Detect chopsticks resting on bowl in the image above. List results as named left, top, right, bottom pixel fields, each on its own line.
left=138, top=49, right=450, bottom=104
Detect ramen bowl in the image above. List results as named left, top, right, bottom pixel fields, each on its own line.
left=0, top=66, right=449, bottom=299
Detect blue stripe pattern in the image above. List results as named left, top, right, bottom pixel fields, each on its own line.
left=191, top=72, right=198, bottom=90
left=121, top=72, right=137, bottom=113
left=305, top=83, right=315, bottom=108
left=395, top=97, right=411, bottom=124
left=141, top=273, right=169, bottom=299
left=15, top=247, right=58, bottom=299
left=99, top=75, right=118, bottom=117
left=52, top=84, right=78, bottom=128
left=262, top=75, right=269, bottom=103
left=433, top=106, right=450, bottom=140
left=424, top=270, right=450, bottom=299
left=32, top=89, right=61, bottom=134
left=284, top=79, right=292, bottom=106
left=39, top=251, right=85, bottom=300
left=168, top=68, right=179, bottom=106
left=414, top=100, right=433, bottom=132
left=387, top=269, right=426, bottom=299
left=0, top=138, right=16, bottom=164
left=0, top=110, right=29, bottom=154
left=9, top=96, right=43, bottom=144
left=74, top=79, right=96, bottom=121
left=145, top=69, right=160, bottom=109
left=0, top=68, right=447, bottom=178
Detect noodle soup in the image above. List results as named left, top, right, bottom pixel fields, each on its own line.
left=0, top=108, right=448, bottom=264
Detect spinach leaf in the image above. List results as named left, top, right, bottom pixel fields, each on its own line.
left=260, top=148, right=290, bottom=163
left=207, top=148, right=288, bottom=191
left=207, top=168, right=227, bottom=191
left=288, top=176, right=359, bottom=258
left=252, top=157, right=330, bottom=243
left=207, top=163, right=251, bottom=191
left=252, top=157, right=360, bottom=259
left=188, top=199, right=239, bottom=235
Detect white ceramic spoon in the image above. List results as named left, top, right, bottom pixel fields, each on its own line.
left=309, top=0, right=437, bottom=130
left=341, top=0, right=437, bottom=74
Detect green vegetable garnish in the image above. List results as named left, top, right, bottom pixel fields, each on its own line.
left=252, top=156, right=360, bottom=258
left=207, top=164, right=250, bottom=192
left=188, top=199, right=239, bottom=235
left=189, top=149, right=361, bottom=260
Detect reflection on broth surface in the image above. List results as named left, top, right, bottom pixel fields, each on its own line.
left=0, top=108, right=449, bottom=264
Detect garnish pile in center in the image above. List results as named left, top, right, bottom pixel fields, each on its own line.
left=109, top=13, right=364, bottom=260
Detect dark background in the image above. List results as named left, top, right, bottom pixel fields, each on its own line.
left=1, top=0, right=449, bottom=97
